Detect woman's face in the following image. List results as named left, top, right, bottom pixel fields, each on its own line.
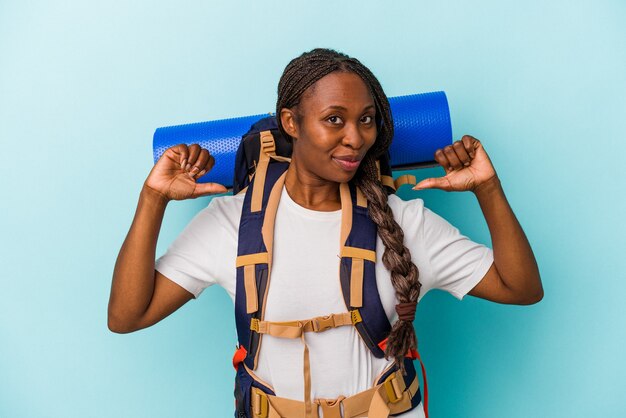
left=280, top=71, right=378, bottom=185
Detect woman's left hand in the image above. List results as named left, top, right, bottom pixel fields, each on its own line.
left=413, top=135, right=498, bottom=193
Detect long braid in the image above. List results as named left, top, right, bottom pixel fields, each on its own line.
left=276, top=48, right=422, bottom=369
left=356, top=158, right=421, bottom=370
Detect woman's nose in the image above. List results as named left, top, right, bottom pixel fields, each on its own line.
left=341, top=123, right=365, bottom=149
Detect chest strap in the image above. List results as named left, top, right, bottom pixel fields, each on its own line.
left=251, top=311, right=362, bottom=418
left=250, top=368, right=419, bottom=418
left=251, top=311, right=359, bottom=337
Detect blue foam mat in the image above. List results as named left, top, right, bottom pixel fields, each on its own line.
left=153, top=91, right=452, bottom=187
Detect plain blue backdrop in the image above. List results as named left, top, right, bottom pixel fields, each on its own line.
left=1, top=1, right=625, bottom=417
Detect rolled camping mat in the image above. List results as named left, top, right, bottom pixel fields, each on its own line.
left=153, top=90, right=452, bottom=187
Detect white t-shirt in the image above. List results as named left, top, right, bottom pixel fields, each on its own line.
left=155, top=186, right=494, bottom=418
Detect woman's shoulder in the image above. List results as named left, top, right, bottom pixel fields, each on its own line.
left=386, top=194, right=426, bottom=224
left=206, top=191, right=245, bottom=212
left=193, top=192, right=245, bottom=228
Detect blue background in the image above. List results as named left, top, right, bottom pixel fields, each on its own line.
left=1, top=1, right=624, bottom=417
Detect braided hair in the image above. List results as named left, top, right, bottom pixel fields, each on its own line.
left=276, top=48, right=422, bottom=370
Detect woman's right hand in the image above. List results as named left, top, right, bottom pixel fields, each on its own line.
left=143, top=143, right=228, bottom=202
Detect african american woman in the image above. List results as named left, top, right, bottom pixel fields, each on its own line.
left=108, top=48, right=542, bottom=418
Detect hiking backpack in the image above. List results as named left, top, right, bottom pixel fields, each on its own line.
left=231, top=116, right=427, bottom=418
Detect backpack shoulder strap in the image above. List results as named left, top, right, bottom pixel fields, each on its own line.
left=338, top=182, right=392, bottom=358
left=249, top=131, right=290, bottom=211
left=235, top=136, right=289, bottom=369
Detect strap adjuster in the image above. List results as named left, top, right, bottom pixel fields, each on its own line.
left=250, top=318, right=260, bottom=332
left=259, top=131, right=276, bottom=155
left=350, top=309, right=362, bottom=325
left=252, top=387, right=269, bottom=418
left=383, top=373, right=405, bottom=404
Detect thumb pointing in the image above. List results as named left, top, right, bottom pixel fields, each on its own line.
left=413, top=177, right=448, bottom=191
left=193, top=182, right=228, bottom=197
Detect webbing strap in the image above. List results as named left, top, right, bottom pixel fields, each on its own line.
left=244, top=265, right=258, bottom=313
left=341, top=246, right=376, bottom=262
left=350, top=258, right=364, bottom=308
left=344, top=247, right=369, bottom=309
left=378, top=338, right=429, bottom=418
left=250, top=312, right=357, bottom=418
left=251, top=131, right=277, bottom=213
left=380, top=175, right=396, bottom=190
left=302, top=332, right=312, bottom=417
left=237, top=252, right=269, bottom=314
left=236, top=252, right=269, bottom=267
left=318, top=397, right=344, bottom=418
left=394, top=174, right=417, bottom=189
left=247, top=170, right=287, bottom=369
left=269, top=154, right=292, bottom=163
left=250, top=312, right=356, bottom=338
left=339, top=183, right=352, bottom=254
left=249, top=370, right=419, bottom=418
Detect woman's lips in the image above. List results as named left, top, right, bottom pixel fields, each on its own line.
left=332, top=157, right=361, bottom=171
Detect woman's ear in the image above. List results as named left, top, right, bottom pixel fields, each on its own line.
left=280, top=108, right=298, bottom=140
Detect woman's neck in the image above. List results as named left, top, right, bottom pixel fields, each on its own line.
left=284, top=163, right=341, bottom=211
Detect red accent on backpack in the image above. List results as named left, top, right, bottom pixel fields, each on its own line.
left=232, top=345, right=247, bottom=370
left=377, top=338, right=429, bottom=418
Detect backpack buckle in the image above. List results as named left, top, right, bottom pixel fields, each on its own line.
left=312, top=315, right=335, bottom=332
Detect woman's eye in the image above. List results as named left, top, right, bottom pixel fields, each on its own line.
left=361, top=115, right=374, bottom=124
left=327, top=116, right=343, bottom=124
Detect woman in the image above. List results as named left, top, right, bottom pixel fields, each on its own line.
left=108, top=48, right=543, bottom=417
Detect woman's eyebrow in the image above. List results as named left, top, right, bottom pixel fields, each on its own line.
left=320, top=104, right=376, bottom=112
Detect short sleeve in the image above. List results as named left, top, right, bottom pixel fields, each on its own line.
left=155, top=198, right=233, bottom=298
left=421, top=207, right=494, bottom=299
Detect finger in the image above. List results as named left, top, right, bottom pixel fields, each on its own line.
left=193, top=154, right=216, bottom=180
left=206, top=154, right=216, bottom=172
left=434, top=149, right=453, bottom=173
left=443, top=145, right=463, bottom=170
left=413, top=177, right=451, bottom=191
left=186, top=144, right=202, bottom=171
left=171, top=143, right=189, bottom=169
left=189, top=149, right=209, bottom=177
left=452, top=141, right=472, bottom=167
left=462, top=135, right=478, bottom=158
left=191, top=182, right=228, bottom=197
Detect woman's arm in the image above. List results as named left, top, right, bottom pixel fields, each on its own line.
left=468, top=176, right=542, bottom=304
left=414, top=135, right=543, bottom=305
left=107, top=144, right=227, bottom=333
left=108, top=186, right=193, bottom=333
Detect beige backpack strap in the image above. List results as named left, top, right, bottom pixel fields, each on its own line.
left=251, top=131, right=288, bottom=212
left=339, top=184, right=362, bottom=307
left=340, top=246, right=376, bottom=308
left=249, top=369, right=419, bottom=418
left=245, top=170, right=287, bottom=369
left=394, top=174, right=417, bottom=189
left=380, top=175, right=396, bottom=190
left=236, top=252, right=269, bottom=313
left=249, top=310, right=358, bottom=418
left=375, top=159, right=397, bottom=191
left=250, top=311, right=358, bottom=338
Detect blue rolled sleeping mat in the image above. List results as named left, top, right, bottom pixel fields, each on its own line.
left=153, top=91, right=452, bottom=188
